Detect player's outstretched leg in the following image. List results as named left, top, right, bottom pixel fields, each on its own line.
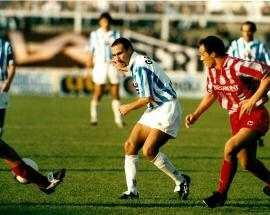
left=152, top=152, right=191, bottom=200
left=120, top=155, right=139, bottom=199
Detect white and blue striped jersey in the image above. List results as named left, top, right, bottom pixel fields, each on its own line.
left=0, top=38, right=14, bottom=81
left=227, top=37, right=270, bottom=65
left=88, top=28, right=120, bottom=63
left=128, top=52, right=177, bottom=110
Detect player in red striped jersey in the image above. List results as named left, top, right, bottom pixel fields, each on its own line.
left=185, top=36, right=270, bottom=208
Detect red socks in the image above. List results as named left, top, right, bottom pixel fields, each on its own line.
left=217, top=160, right=237, bottom=194
left=12, top=162, right=50, bottom=188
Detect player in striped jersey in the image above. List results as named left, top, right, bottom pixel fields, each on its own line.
left=227, top=21, right=270, bottom=65
left=186, top=36, right=270, bottom=208
left=87, top=12, right=123, bottom=128
left=111, top=37, right=190, bottom=200
left=0, top=37, right=66, bottom=194
left=0, top=38, right=15, bottom=137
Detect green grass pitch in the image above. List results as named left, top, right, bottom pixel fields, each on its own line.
left=0, top=95, right=269, bottom=214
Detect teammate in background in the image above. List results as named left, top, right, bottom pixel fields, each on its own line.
left=228, top=21, right=270, bottom=147
left=111, top=37, right=190, bottom=200
left=185, top=36, right=270, bottom=208
left=0, top=37, right=16, bottom=137
left=228, top=21, right=270, bottom=65
left=87, top=12, right=123, bottom=127
left=0, top=37, right=66, bottom=194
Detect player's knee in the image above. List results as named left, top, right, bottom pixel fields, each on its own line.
left=142, top=146, right=156, bottom=159
left=124, top=140, right=136, bottom=154
left=224, top=139, right=238, bottom=160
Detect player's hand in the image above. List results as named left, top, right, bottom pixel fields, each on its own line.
left=239, top=98, right=256, bottom=118
left=185, top=113, right=197, bottom=128
left=111, top=59, right=127, bottom=73
left=119, top=104, right=131, bottom=116
left=1, top=81, right=10, bottom=93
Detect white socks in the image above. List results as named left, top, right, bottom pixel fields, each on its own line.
left=152, top=152, right=183, bottom=186
left=90, top=100, right=98, bottom=123
left=112, top=99, right=123, bottom=125
left=124, top=155, right=139, bottom=194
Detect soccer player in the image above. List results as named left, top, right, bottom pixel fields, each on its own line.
left=0, top=37, right=66, bottom=194
left=111, top=37, right=190, bottom=200
left=228, top=21, right=270, bottom=65
left=87, top=12, right=123, bottom=127
left=185, top=35, right=270, bottom=208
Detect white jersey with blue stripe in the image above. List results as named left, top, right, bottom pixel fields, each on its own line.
left=88, top=28, right=120, bottom=63
left=0, top=38, right=14, bottom=81
left=227, top=37, right=270, bottom=65
left=128, top=52, right=177, bottom=110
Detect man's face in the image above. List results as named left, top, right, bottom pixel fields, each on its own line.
left=198, top=44, right=215, bottom=68
left=99, top=18, right=110, bottom=29
left=111, top=43, right=131, bottom=73
left=241, top=24, right=254, bottom=42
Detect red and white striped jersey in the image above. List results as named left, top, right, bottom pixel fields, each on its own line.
left=206, top=55, right=270, bottom=114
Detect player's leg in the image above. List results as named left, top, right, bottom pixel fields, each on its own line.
left=110, top=83, right=124, bottom=128
left=120, top=123, right=149, bottom=199
left=203, top=128, right=257, bottom=207
left=237, top=142, right=270, bottom=196
left=108, top=64, right=123, bottom=128
left=143, top=128, right=190, bottom=199
left=0, top=139, right=65, bottom=193
left=0, top=108, right=6, bottom=137
left=90, top=84, right=104, bottom=125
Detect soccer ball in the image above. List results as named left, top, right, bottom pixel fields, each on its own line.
left=12, top=158, right=39, bottom=184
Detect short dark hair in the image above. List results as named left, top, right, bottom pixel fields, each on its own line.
left=198, top=36, right=226, bottom=57
left=111, top=37, right=133, bottom=51
left=241, top=21, right=257, bottom=32
left=98, top=12, right=113, bottom=24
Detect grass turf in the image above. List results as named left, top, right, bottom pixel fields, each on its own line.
left=0, top=95, right=269, bottom=214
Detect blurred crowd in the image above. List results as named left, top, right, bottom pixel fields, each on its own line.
left=0, top=0, right=270, bottom=16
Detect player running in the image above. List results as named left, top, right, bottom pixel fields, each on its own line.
left=87, top=12, right=123, bottom=128
left=111, top=37, right=190, bottom=200
left=186, top=35, right=270, bottom=208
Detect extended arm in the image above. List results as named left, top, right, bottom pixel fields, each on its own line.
left=185, top=93, right=216, bottom=128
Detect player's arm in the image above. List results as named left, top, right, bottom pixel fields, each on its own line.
left=185, top=92, right=216, bottom=128
left=240, top=73, right=270, bottom=117
left=119, top=97, right=153, bottom=116
left=2, top=44, right=16, bottom=93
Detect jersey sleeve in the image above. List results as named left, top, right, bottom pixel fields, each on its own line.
left=261, top=44, right=270, bottom=66
left=87, top=32, right=96, bottom=54
left=234, top=60, right=270, bottom=80
left=134, top=66, right=151, bottom=98
left=227, top=41, right=236, bottom=57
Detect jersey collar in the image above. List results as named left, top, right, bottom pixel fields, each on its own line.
left=128, top=51, right=138, bottom=71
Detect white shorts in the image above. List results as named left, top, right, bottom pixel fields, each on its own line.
left=0, top=92, right=8, bottom=109
left=138, top=100, right=181, bottom=138
left=92, top=62, right=120, bottom=85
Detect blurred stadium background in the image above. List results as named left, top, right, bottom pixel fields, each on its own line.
left=1, top=0, right=270, bottom=98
